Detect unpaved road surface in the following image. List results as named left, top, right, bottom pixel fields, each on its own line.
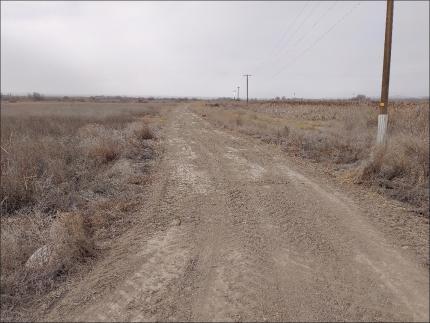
left=42, top=106, right=429, bottom=322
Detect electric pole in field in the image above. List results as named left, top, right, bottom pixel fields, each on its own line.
left=243, top=74, right=252, bottom=104
left=237, top=86, right=240, bottom=101
left=377, top=0, right=394, bottom=144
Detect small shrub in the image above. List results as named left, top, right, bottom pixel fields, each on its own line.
left=134, top=124, right=154, bottom=140
left=48, top=212, right=94, bottom=271
left=87, top=139, right=120, bottom=164
left=31, top=92, right=44, bottom=101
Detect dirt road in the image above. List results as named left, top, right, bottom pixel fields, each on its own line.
left=42, top=106, right=429, bottom=322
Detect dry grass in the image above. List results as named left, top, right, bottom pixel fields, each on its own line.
left=48, top=212, right=94, bottom=273
left=0, top=100, right=171, bottom=320
left=134, top=124, right=154, bottom=140
left=193, top=100, right=429, bottom=213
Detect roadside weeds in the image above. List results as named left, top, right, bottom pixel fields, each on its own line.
left=0, top=102, right=167, bottom=321
left=193, top=100, right=429, bottom=215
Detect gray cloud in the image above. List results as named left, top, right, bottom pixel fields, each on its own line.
left=1, top=1, right=429, bottom=98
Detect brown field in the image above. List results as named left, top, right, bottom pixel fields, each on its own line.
left=191, top=99, right=429, bottom=213
left=0, top=100, right=175, bottom=320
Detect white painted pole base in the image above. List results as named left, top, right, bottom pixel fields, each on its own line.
left=376, top=114, right=388, bottom=144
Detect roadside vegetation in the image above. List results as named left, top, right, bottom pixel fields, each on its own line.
left=193, top=99, right=429, bottom=214
left=0, top=99, right=170, bottom=321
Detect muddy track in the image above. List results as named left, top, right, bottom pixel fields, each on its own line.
left=41, top=106, right=429, bottom=322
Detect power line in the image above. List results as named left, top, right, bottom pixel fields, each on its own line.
left=253, top=1, right=310, bottom=73
left=271, top=2, right=322, bottom=59
left=271, top=1, right=311, bottom=55
left=289, top=1, right=338, bottom=51
left=271, top=1, right=361, bottom=78
left=257, top=1, right=338, bottom=75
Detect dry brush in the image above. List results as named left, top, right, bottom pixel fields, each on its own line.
left=194, top=100, right=429, bottom=213
left=0, top=101, right=168, bottom=321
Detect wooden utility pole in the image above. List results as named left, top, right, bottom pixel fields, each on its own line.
left=237, top=86, right=240, bottom=101
left=243, top=74, right=252, bottom=104
left=377, top=0, right=394, bottom=144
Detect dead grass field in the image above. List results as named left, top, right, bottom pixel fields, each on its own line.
left=1, top=99, right=428, bottom=322
left=1, top=98, right=428, bottom=321
left=192, top=100, right=429, bottom=214
left=0, top=100, right=174, bottom=321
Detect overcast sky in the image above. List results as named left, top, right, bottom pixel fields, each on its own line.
left=1, top=1, right=429, bottom=99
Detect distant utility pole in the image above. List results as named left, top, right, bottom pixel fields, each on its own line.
left=377, top=0, right=394, bottom=145
left=237, top=86, right=240, bottom=101
left=233, top=90, right=236, bottom=100
left=243, top=74, right=252, bottom=104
